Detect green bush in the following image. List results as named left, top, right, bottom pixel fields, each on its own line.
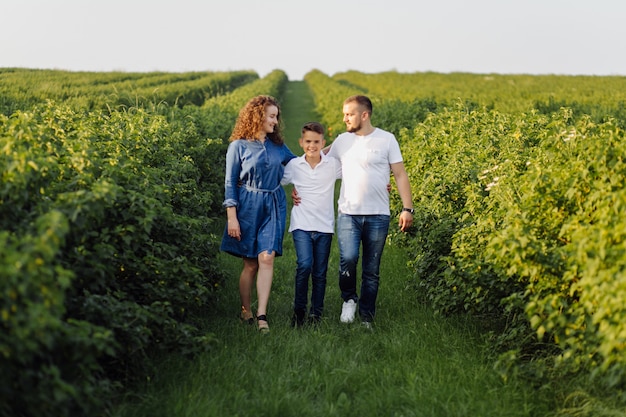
left=0, top=209, right=119, bottom=417
left=0, top=66, right=292, bottom=416
left=0, top=103, right=225, bottom=416
left=483, top=114, right=626, bottom=388
left=395, top=104, right=535, bottom=316
left=396, top=103, right=626, bottom=390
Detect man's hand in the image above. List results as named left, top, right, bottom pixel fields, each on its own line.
left=398, top=211, right=413, bottom=232
left=291, top=187, right=301, bottom=206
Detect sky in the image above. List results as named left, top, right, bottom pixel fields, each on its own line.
left=2, top=0, right=625, bottom=81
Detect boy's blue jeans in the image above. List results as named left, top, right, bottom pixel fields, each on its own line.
left=336, top=213, right=390, bottom=322
left=292, top=229, right=333, bottom=317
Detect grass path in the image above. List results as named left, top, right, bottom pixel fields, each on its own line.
left=112, top=82, right=555, bottom=417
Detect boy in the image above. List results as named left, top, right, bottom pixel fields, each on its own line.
left=282, top=122, right=342, bottom=326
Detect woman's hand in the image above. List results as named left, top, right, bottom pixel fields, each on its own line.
left=226, top=206, right=241, bottom=240
left=228, top=218, right=241, bottom=241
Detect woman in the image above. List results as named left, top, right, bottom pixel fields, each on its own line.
left=220, top=95, right=296, bottom=333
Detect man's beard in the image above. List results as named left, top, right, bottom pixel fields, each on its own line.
left=346, top=122, right=361, bottom=133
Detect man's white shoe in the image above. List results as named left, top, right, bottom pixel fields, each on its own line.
left=340, top=299, right=357, bottom=323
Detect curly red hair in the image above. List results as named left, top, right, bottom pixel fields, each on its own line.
left=229, top=95, right=285, bottom=144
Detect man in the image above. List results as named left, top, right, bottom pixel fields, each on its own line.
left=328, top=95, right=414, bottom=327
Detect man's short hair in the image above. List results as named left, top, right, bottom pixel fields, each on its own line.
left=344, top=95, right=372, bottom=115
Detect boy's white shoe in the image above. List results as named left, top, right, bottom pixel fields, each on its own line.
left=340, top=299, right=357, bottom=323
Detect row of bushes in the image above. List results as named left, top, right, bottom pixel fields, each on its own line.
left=421, top=108, right=626, bottom=388
left=0, top=69, right=259, bottom=115
left=0, top=70, right=288, bottom=417
left=304, top=71, right=626, bottom=396
left=331, top=70, right=626, bottom=117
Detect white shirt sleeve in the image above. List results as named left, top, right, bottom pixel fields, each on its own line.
left=281, top=160, right=294, bottom=186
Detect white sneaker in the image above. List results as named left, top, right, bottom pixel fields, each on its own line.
left=340, top=299, right=357, bottom=323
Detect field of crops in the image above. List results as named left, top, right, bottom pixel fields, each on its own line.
left=0, top=68, right=288, bottom=417
left=306, top=69, right=626, bottom=400
left=2, top=67, right=626, bottom=416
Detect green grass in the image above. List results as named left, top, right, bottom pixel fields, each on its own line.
left=281, top=80, right=318, bottom=141
left=112, top=243, right=554, bottom=417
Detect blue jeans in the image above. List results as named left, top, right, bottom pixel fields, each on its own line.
left=292, top=229, right=333, bottom=317
left=336, top=213, right=390, bottom=322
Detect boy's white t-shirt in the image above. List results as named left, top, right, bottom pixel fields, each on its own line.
left=281, top=152, right=342, bottom=233
left=327, top=128, right=403, bottom=216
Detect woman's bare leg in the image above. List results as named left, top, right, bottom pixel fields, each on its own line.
left=240, top=257, right=258, bottom=317
left=256, top=251, right=275, bottom=328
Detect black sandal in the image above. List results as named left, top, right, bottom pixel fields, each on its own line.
left=257, top=314, right=270, bottom=334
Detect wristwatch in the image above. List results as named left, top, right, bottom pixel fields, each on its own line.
left=402, top=208, right=415, bottom=215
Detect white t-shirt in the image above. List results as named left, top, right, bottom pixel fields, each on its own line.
left=281, top=153, right=342, bottom=233
left=327, top=128, right=403, bottom=215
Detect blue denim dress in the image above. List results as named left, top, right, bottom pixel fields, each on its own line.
left=220, top=138, right=296, bottom=258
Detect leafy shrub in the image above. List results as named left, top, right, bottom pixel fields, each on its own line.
left=0, top=67, right=292, bottom=416
left=0, top=211, right=119, bottom=417
left=0, top=103, right=225, bottom=416
left=483, top=114, right=626, bottom=388
left=395, top=102, right=626, bottom=390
